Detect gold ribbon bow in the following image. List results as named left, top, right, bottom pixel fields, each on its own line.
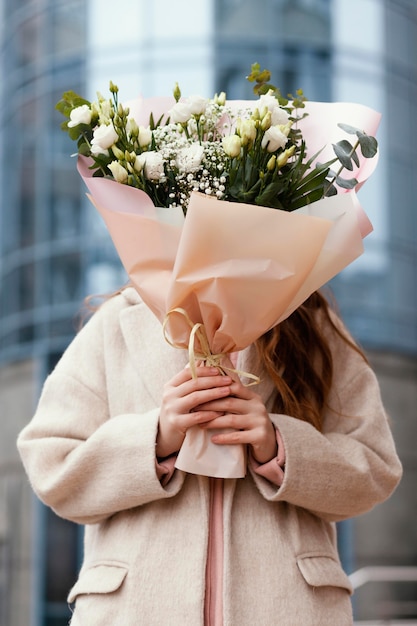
left=163, top=307, right=260, bottom=386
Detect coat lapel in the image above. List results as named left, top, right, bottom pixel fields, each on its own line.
left=120, top=301, right=188, bottom=405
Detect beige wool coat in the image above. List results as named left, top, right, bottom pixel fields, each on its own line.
left=17, top=288, right=402, bottom=626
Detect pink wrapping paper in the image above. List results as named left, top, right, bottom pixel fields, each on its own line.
left=77, top=99, right=381, bottom=478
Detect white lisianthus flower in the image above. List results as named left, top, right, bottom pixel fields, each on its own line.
left=169, top=102, right=193, bottom=124
left=258, top=91, right=290, bottom=126
left=176, top=143, right=205, bottom=173
left=90, top=124, right=119, bottom=155
left=261, top=126, right=289, bottom=152
left=187, top=95, right=208, bottom=116
left=108, top=161, right=128, bottom=183
left=67, top=104, right=92, bottom=128
left=140, top=151, right=165, bottom=181
left=138, top=126, right=152, bottom=148
left=270, top=106, right=290, bottom=126
left=222, top=134, right=242, bottom=158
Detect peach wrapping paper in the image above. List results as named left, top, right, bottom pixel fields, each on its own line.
left=77, top=99, right=381, bottom=478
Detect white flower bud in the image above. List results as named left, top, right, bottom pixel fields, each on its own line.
left=214, top=91, right=226, bottom=106
left=108, top=161, right=128, bottom=183
left=138, top=126, right=152, bottom=148
left=111, top=146, right=124, bottom=160
left=222, top=135, right=242, bottom=158
left=238, top=119, right=257, bottom=145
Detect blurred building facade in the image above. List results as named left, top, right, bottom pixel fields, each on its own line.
left=0, top=0, right=416, bottom=624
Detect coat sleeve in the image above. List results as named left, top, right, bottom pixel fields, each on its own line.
left=250, top=334, right=403, bottom=522
left=17, top=299, right=186, bottom=526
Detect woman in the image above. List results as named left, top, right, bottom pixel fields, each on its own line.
left=17, top=286, right=402, bottom=625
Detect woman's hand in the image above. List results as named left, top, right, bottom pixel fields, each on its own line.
left=194, top=379, right=278, bottom=465
left=156, top=366, right=233, bottom=459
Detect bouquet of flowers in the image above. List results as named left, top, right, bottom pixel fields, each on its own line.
left=57, top=64, right=380, bottom=478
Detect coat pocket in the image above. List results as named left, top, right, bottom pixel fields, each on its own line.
left=68, top=562, right=128, bottom=604
left=296, top=553, right=353, bottom=595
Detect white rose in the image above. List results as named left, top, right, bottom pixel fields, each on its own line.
left=138, top=125, right=152, bottom=148
left=222, top=135, right=242, bottom=158
left=141, top=151, right=165, bottom=181
left=176, top=143, right=205, bottom=173
left=108, top=161, right=128, bottom=184
left=91, top=124, right=119, bottom=154
left=187, top=95, right=208, bottom=116
left=67, top=104, right=92, bottom=128
left=261, top=126, right=289, bottom=153
left=169, top=102, right=193, bottom=124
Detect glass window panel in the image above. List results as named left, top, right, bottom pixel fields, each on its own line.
left=50, top=169, right=82, bottom=239
left=19, top=262, right=36, bottom=311
left=50, top=253, right=81, bottom=305
left=19, top=163, right=36, bottom=248
left=1, top=269, right=20, bottom=316
left=0, top=328, right=18, bottom=351
left=50, top=2, right=87, bottom=56
left=16, top=14, right=42, bottom=68
left=18, top=323, right=35, bottom=344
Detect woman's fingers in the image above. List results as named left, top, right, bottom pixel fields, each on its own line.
left=190, top=380, right=278, bottom=463
left=157, top=367, right=233, bottom=458
left=165, top=378, right=232, bottom=417
left=158, top=366, right=276, bottom=463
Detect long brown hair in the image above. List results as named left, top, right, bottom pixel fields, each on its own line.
left=255, top=289, right=367, bottom=432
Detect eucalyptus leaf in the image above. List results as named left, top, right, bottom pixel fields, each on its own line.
left=333, top=140, right=356, bottom=170
left=358, top=134, right=378, bottom=158
left=335, top=176, right=358, bottom=189
left=55, top=91, right=90, bottom=116
left=77, top=142, right=91, bottom=157
left=337, top=122, right=361, bottom=135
